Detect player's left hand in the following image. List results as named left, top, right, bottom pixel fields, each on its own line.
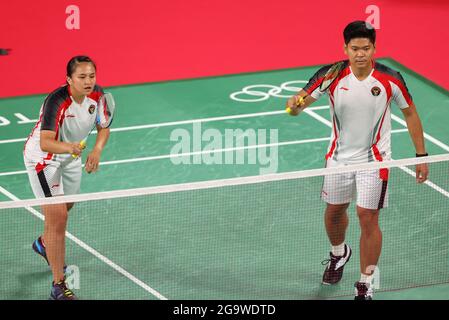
left=85, top=149, right=101, bottom=174
left=415, top=163, right=429, bottom=183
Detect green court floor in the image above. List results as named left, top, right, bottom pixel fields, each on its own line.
left=0, top=58, right=448, bottom=299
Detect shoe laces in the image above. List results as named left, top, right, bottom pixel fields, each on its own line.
left=321, top=254, right=339, bottom=268
left=55, top=281, right=75, bottom=298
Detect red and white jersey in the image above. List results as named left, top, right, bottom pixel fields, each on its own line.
left=303, top=60, right=413, bottom=164
left=24, top=84, right=104, bottom=168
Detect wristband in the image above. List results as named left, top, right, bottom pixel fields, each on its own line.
left=416, top=153, right=428, bottom=157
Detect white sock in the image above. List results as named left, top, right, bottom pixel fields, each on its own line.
left=331, top=242, right=345, bottom=256
left=360, top=273, right=373, bottom=285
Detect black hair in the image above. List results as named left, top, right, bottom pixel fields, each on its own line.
left=343, top=21, right=376, bottom=45
left=66, top=55, right=97, bottom=77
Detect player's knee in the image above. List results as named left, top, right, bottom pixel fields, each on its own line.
left=44, top=207, right=69, bottom=233
left=325, top=205, right=349, bottom=229
left=47, top=218, right=68, bottom=234
left=357, top=208, right=380, bottom=231
left=325, top=203, right=349, bottom=218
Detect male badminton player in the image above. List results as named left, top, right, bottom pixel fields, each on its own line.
left=286, top=21, right=428, bottom=300
left=24, top=56, right=111, bottom=300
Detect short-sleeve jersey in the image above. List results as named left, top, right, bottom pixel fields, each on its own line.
left=24, top=84, right=104, bottom=169
left=303, top=60, right=413, bottom=164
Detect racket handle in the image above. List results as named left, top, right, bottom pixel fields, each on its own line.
left=286, top=94, right=307, bottom=115
left=295, top=94, right=307, bottom=106
left=71, top=140, right=87, bottom=158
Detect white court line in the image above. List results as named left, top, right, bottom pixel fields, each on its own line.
left=0, top=106, right=330, bottom=145
left=399, top=166, right=449, bottom=198
left=2, top=104, right=446, bottom=152
left=0, top=137, right=331, bottom=176
left=0, top=137, right=27, bottom=144
left=306, top=107, right=449, bottom=153
left=0, top=130, right=410, bottom=177
left=390, top=114, right=449, bottom=153
left=0, top=185, right=168, bottom=300
left=100, top=129, right=408, bottom=166
left=304, top=108, right=449, bottom=199
left=0, top=170, right=28, bottom=177
left=99, top=137, right=331, bottom=166
left=1, top=104, right=446, bottom=175
left=304, top=108, right=332, bottom=127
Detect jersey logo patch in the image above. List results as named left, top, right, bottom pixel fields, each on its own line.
left=371, top=86, right=381, bottom=96
left=339, top=87, right=349, bottom=91
left=88, top=105, right=96, bottom=114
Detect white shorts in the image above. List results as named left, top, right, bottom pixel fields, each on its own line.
left=321, top=158, right=389, bottom=210
left=24, top=156, right=82, bottom=198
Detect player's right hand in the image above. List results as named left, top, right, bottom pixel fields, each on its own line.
left=69, top=142, right=83, bottom=157
left=286, top=95, right=302, bottom=116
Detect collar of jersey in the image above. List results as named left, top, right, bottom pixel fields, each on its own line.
left=67, top=85, right=87, bottom=105
left=349, top=66, right=375, bottom=83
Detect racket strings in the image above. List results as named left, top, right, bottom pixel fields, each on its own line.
left=98, top=93, right=115, bottom=128
left=320, top=62, right=345, bottom=91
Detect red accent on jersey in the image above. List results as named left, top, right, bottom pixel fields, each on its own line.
left=44, top=97, right=72, bottom=163
left=372, top=144, right=382, bottom=161
left=370, top=71, right=393, bottom=163
left=326, top=117, right=338, bottom=160
left=373, top=70, right=412, bottom=106
left=305, top=76, right=325, bottom=95
left=329, top=66, right=351, bottom=97
left=325, top=99, right=339, bottom=160
left=88, top=90, right=102, bottom=103
left=328, top=92, right=335, bottom=108
left=24, top=112, right=44, bottom=152
left=379, top=168, right=389, bottom=181
left=374, top=104, right=389, bottom=146
left=35, top=162, right=47, bottom=173
left=370, top=103, right=389, bottom=174
left=372, top=70, right=393, bottom=102
left=372, top=137, right=389, bottom=181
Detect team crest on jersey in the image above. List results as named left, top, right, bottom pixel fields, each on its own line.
left=371, top=86, right=381, bottom=96
left=88, top=105, right=96, bottom=114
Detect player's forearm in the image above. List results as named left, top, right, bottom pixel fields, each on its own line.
left=405, top=113, right=426, bottom=154
left=297, top=90, right=316, bottom=109
left=40, top=138, right=73, bottom=154
left=92, top=127, right=110, bottom=153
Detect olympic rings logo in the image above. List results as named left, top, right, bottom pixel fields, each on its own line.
left=229, top=80, right=308, bottom=102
